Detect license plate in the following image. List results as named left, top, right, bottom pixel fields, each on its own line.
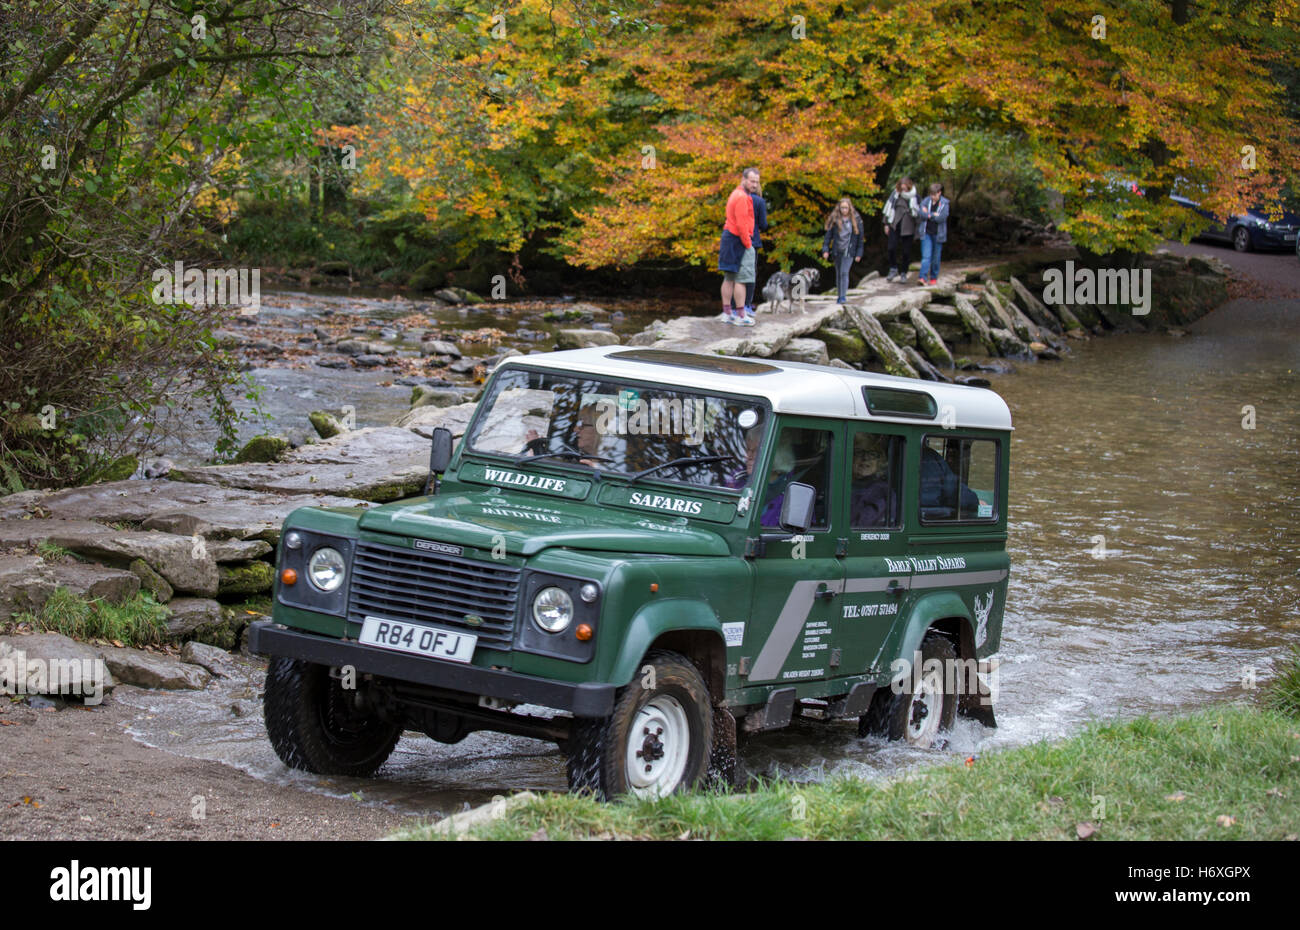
left=359, top=616, right=476, bottom=663
left=1285, top=233, right=1297, bottom=241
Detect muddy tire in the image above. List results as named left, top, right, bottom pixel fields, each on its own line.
left=858, top=632, right=957, bottom=748
left=263, top=657, right=401, bottom=776
left=564, top=650, right=713, bottom=800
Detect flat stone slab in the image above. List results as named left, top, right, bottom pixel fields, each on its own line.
left=0, top=518, right=119, bottom=549
left=0, top=633, right=115, bottom=699
left=627, top=264, right=981, bottom=358
left=170, top=428, right=428, bottom=502
left=180, top=641, right=246, bottom=679
left=47, top=561, right=140, bottom=605
left=43, top=528, right=220, bottom=597
left=99, top=646, right=210, bottom=690
left=33, top=480, right=370, bottom=539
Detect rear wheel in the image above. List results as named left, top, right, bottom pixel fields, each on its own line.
left=859, top=632, right=957, bottom=748
left=264, top=657, right=401, bottom=776
left=565, top=650, right=713, bottom=800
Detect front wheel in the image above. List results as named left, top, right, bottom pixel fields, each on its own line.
left=859, top=632, right=958, bottom=748
left=263, top=657, right=402, bottom=776
left=1233, top=225, right=1252, bottom=252
left=565, top=650, right=713, bottom=800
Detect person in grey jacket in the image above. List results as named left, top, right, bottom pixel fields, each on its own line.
left=821, top=197, right=863, bottom=304
left=882, top=177, right=919, bottom=282
left=916, top=183, right=950, bottom=285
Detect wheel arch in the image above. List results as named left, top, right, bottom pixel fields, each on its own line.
left=606, top=597, right=727, bottom=699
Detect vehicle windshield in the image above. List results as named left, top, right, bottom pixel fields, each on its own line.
left=464, top=367, right=769, bottom=491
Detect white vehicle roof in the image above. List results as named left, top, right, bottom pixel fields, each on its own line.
left=499, top=347, right=1013, bottom=431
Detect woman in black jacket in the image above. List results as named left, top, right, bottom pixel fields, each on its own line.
left=821, top=197, right=863, bottom=304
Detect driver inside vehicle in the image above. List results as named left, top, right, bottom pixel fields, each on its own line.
left=523, top=402, right=608, bottom=467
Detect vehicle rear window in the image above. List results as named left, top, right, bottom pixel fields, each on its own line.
left=920, top=435, right=999, bottom=522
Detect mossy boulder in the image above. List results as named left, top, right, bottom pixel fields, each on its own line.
left=815, top=328, right=869, bottom=363
left=129, top=558, right=174, bottom=603
left=100, top=455, right=139, bottom=482
left=883, top=321, right=917, bottom=347
left=411, top=386, right=465, bottom=409
left=217, top=560, right=275, bottom=596
left=308, top=410, right=343, bottom=439
left=234, top=435, right=289, bottom=463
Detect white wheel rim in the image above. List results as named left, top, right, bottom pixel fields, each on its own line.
left=905, top=664, right=945, bottom=747
left=625, top=695, right=691, bottom=798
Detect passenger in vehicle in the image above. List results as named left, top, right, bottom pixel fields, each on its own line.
left=920, top=444, right=979, bottom=516
left=850, top=441, right=896, bottom=527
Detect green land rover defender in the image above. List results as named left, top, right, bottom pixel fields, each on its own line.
left=249, top=347, right=1011, bottom=799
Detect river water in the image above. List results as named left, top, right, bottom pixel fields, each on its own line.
left=119, top=295, right=1300, bottom=817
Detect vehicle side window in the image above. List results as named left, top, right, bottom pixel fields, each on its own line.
left=760, top=427, right=833, bottom=529
left=920, top=436, right=998, bottom=522
left=850, top=432, right=903, bottom=529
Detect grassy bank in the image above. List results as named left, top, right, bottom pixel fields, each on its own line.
left=396, top=702, right=1300, bottom=841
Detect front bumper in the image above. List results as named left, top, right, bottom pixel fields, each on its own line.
left=248, top=620, right=615, bottom=717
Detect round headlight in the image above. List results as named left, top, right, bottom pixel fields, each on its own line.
left=307, top=547, right=346, bottom=592
left=532, top=586, right=573, bottom=633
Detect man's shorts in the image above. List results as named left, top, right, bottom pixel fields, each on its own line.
left=733, top=246, right=756, bottom=285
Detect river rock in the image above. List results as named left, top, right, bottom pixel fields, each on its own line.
left=447, top=357, right=481, bottom=374
left=354, top=354, right=387, bottom=368
left=843, top=303, right=918, bottom=378
left=43, top=528, right=219, bottom=597
left=0, top=634, right=115, bottom=697
left=99, top=646, right=210, bottom=690
left=774, top=338, right=830, bottom=366
left=434, top=287, right=483, bottom=305
left=180, top=641, right=243, bottom=679
left=555, top=329, right=620, bottom=350
left=207, top=538, right=272, bottom=562
left=421, top=339, right=462, bottom=358
left=411, top=386, right=466, bottom=409
left=163, top=597, right=224, bottom=638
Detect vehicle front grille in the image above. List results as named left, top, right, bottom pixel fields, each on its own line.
left=347, top=541, right=520, bottom=651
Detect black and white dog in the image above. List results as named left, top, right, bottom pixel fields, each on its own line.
left=762, top=268, right=821, bottom=313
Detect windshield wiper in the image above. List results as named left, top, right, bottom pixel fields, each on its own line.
left=626, top=455, right=738, bottom=485
left=515, top=443, right=615, bottom=466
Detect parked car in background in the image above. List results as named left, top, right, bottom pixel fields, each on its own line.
left=1170, top=192, right=1300, bottom=252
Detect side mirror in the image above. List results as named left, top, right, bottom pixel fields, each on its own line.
left=429, top=427, right=453, bottom=475
left=424, top=427, right=453, bottom=496
left=779, top=482, right=816, bottom=534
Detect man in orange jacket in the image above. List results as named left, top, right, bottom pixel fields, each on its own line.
left=718, top=168, right=760, bottom=326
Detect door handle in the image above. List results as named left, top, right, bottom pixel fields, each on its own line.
left=887, top=579, right=906, bottom=597
left=814, top=585, right=836, bottom=602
